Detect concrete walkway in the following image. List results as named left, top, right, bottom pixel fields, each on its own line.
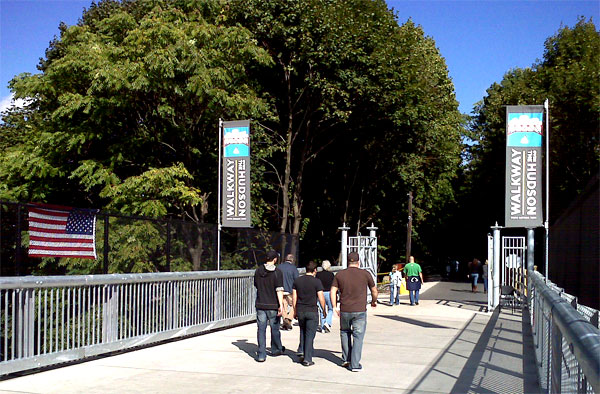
left=0, top=281, right=540, bottom=394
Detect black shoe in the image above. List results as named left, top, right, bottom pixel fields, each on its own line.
left=415, top=302, right=419, bottom=305
left=296, top=352, right=304, bottom=357
left=271, top=346, right=286, bottom=356
left=351, top=364, right=363, bottom=372
left=341, top=361, right=350, bottom=368
left=256, top=358, right=265, bottom=362
left=302, top=360, right=315, bottom=367
left=322, top=326, right=330, bottom=333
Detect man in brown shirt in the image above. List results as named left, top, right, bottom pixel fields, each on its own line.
left=330, top=252, right=378, bottom=372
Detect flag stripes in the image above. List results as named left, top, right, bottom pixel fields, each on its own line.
left=28, top=204, right=97, bottom=259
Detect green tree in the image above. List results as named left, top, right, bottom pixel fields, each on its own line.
left=457, top=18, right=599, bottom=261
left=232, top=1, right=463, bottom=264
left=0, top=0, right=273, bottom=272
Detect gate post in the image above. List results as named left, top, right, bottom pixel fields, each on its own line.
left=492, top=223, right=501, bottom=308
left=339, top=223, right=349, bottom=268
left=487, top=233, right=493, bottom=312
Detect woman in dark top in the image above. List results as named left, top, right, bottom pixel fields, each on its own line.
left=316, top=260, right=335, bottom=332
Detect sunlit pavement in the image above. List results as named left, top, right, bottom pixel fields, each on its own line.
left=0, top=281, right=539, bottom=393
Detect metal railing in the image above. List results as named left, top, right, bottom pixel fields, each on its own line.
left=0, top=270, right=256, bottom=375
left=529, top=270, right=600, bottom=393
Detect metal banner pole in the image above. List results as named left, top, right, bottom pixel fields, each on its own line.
left=544, top=99, right=550, bottom=282
left=339, top=223, right=349, bottom=268
left=217, top=119, right=223, bottom=271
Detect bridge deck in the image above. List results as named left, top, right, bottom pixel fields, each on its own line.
left=0, top=281, right=540, bottom=393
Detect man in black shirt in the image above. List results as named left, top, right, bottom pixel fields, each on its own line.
left=293, top=261, right=326, bottom=366
left=316, top=260, right=335, bottom=332
left=254, top=250, right=285, bottom=362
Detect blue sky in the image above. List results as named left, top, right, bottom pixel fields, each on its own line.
left=1, top=0, right=598, bottom=114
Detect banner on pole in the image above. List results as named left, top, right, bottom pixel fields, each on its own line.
left=222, top=120, right=251, bottom=227
left=505, top=105, right=544, bottom=228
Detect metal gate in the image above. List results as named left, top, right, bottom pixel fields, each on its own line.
left=339, top=224, right=378, bottom=302
left=348, top=235, right=377, bottom=283
left=502, top=236, right=526, bottom=289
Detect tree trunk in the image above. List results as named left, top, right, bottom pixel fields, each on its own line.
left=280, top=67, right=293, bottom=236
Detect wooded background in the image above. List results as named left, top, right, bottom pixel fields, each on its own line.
left=0, top=0, right=597, bottom=275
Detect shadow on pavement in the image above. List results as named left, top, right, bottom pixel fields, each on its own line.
left=375, top=314, right=455, bottom=329
left=232, top=338, right=344, bottom=367
left=406, top=307, right=541, bottom=393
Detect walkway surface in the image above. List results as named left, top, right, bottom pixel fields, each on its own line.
left=0, top=281, right=540, bottom=394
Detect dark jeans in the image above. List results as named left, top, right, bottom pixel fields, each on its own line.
left=256, top=309, right=283, bottom=360
left=339, top=311, right=367, bottom=369
left=297, top=310, right=319, bottom=362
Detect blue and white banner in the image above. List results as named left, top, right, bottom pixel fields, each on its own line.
left=505, top=106, right=544, bottom=228
left=222, top=120, right=251, bottom=227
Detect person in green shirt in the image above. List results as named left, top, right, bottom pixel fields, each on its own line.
left=404, top=256, right=424, bottom=306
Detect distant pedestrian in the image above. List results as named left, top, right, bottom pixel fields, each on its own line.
left=278, top=254, right=299, bottom=330
left=404, top=256, right=424, bottom=306
left=253, top=250, right=285, bottom=362
left=468, top=258, right=480, bottom=293
left=293, top=261, right=327, bottom=366
left=482, top=260, right=489, bottom=293
left=389, top=264, right=403, bottom=305
left=330, top=252, right=378, bottom=372
left=316, top=260, right=334, bottom=333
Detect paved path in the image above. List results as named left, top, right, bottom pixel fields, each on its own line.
left=0, top=281, right=540, bottom=393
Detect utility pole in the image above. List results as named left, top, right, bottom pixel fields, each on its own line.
left=406, top=191, right=413, bottom=264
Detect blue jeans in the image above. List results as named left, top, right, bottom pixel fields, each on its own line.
left=471, top=273, right=479, bottom=288
left=256, top=309, right=283, bottom=360
left=297, top=310, right=319, bottom=362
left=409, top=290, right=420, bottom=305
left=483, top=276, right=488, bottom=292
left=389, top=284, right=400, bottom=305
left=318, top=291, right=334, bottom=328
left=339, top=311, right=367, bottom=370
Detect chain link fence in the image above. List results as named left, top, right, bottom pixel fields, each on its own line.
left=0, top=201, right=298, bottom=276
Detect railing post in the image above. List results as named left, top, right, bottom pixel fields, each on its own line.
left=102, top=285, right=118, bottom=343
left=492, top=223, right=501, bottom=308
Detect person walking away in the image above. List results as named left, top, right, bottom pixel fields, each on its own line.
left=330, top=252, right=378, bottom=372
left=293, top=261, right=327, bottom=366
left=316, top=260, right=335, bottom=332
left=405, top=256, right=424, bottom=306
left=278, top=254, right=299, bottom=330
left=254, top=250, right=286, bottom=362
left=389, top=264, right=402, bottom=305
left=469, top=258, right=480, bottom=293
left=482, top=260, right=489, bottom=293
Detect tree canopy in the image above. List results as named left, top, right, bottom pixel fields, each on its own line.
left=0, top=0, right=471, bottom=273
left=449, top=18, right=599, bottom=262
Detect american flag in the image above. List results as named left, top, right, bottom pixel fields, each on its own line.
left=28, top=204, right=97, bottom=259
